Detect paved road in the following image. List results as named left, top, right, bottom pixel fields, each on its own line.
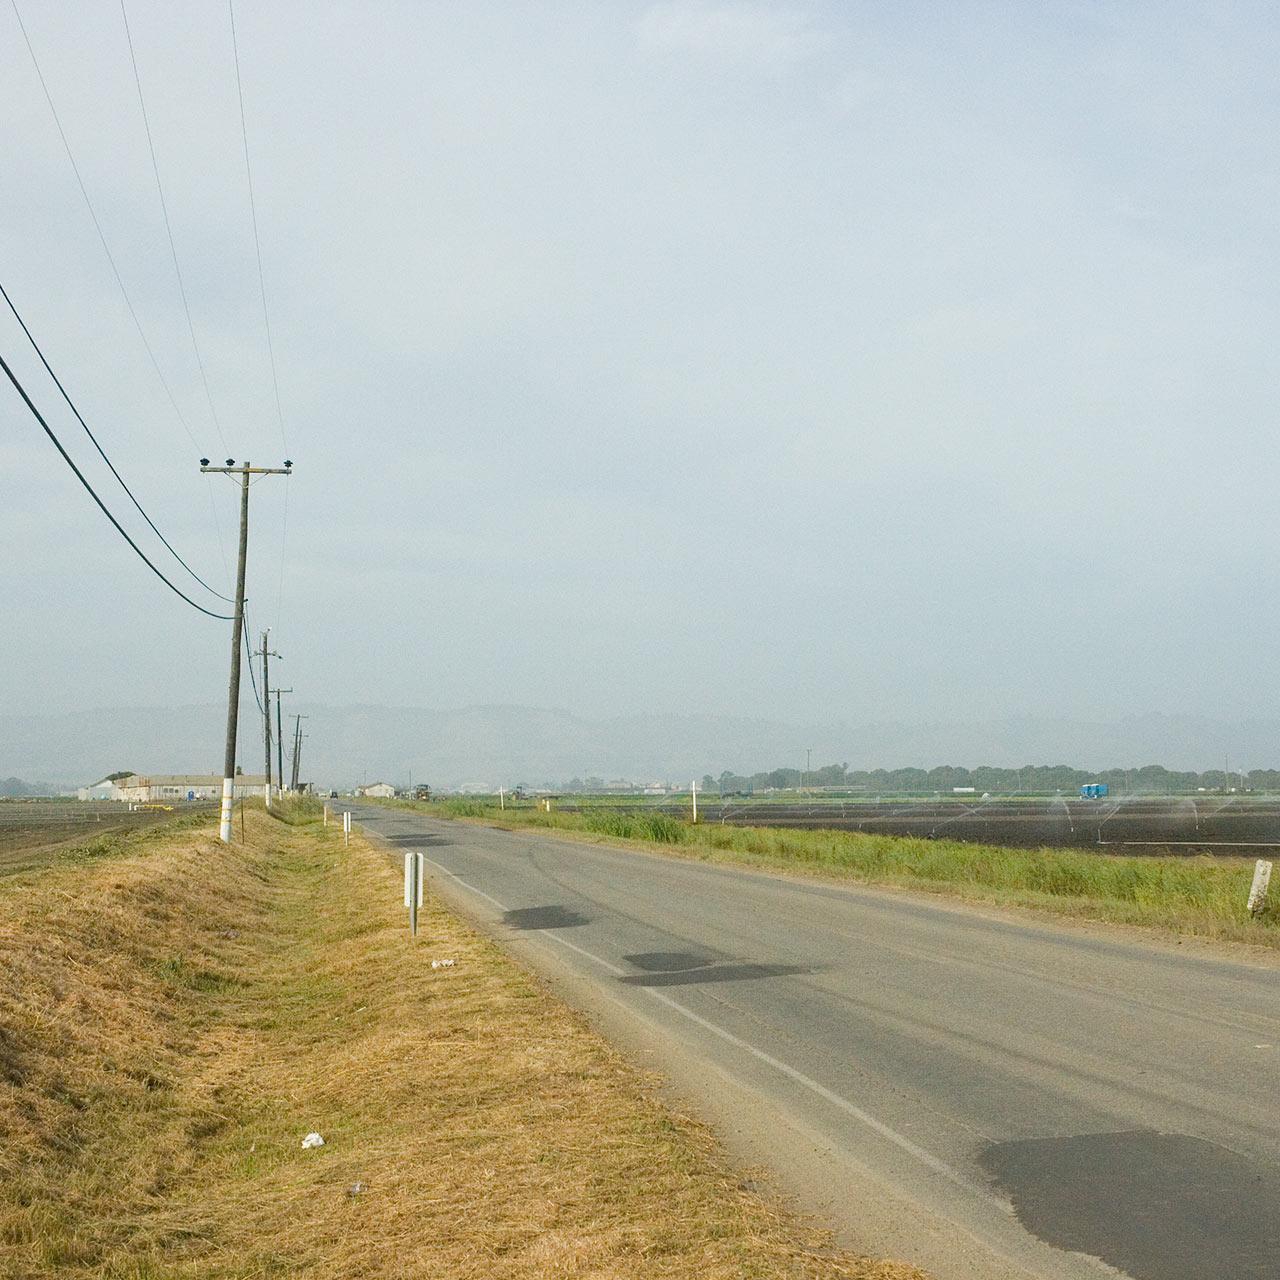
left=350, top=805, right=1280, bottom=1280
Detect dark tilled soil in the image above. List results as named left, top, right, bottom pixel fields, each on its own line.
left=571, top=799, right=1280, bottom=854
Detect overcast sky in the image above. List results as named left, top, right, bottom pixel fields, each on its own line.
left=3, top=1, right=1278, bottom=729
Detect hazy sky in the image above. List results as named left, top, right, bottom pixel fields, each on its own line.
left=3, top=1, right=1278, bottom=727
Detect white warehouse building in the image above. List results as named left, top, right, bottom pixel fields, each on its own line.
left=113, top=774, right=268, bottom=803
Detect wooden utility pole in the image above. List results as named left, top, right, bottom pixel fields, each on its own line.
left=290, top=714, right=308, bottom=791
left=271, top=687, right=292, bottom=791
left=260, top=632, right=281, bottom=808
left=200, top=458, right=292, bottom=841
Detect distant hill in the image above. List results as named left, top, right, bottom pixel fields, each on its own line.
left=0, top=776, right=66, bottom=798
left=1, top=704, right=1276, bottom=790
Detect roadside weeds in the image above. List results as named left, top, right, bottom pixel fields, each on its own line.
left=394, top=799, right=1280, bottom=951
left=0, top=803, right=926, bottom=1279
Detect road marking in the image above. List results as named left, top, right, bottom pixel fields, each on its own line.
left=430, top=860, right=997, bottom=1207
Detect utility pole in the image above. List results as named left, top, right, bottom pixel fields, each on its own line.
left=290, top=714, right=309, bottom=791
left=271, top=687, right=292, bottom=791
left=202, top=458, right=292, bottom=841
left=260, top=632, right=281, bottom=808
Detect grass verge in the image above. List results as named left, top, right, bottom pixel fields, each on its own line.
left=396, top=799, right=1280, bottom=949
left=0, top=800, right=923, bottom=1279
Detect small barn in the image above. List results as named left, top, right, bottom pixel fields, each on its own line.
left=76, top=777, right=119, bottom=801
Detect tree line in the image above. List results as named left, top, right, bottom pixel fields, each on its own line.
left=700, top=763, right=1277, bottom=795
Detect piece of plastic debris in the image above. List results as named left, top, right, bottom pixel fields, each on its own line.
left=431, top=959, right=456, bottom=969
left=347, top=1181, right=367, bottom=1197
left=301, top=1132, right=325, bottom=1149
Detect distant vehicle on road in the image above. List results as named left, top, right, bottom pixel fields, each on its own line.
left=1079, top=783, right=1109, bottom=799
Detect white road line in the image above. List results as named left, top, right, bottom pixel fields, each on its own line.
left=430, top=860, right=996, bottom=1206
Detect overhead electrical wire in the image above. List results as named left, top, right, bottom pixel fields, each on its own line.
left=0, top=347, right=232, bottom=621
left=228, top=0, right=286, bottom=453
left=8, top=0, right=233, bottom=596
left=8, top=0, right=201, bottom=452
left=227, top=1, right=293, bottom=645
left=243, top=611, right=265, bottom=715
left=118, top=0, right=228, bottom=451
left=0, top=280, right=233, bottom=603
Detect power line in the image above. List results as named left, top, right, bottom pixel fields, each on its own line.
left=227, top=1, right=292, bottom=645
left=228, top=0, right=286, bottom=454
left=7, top=0, right=202, bottom=452
left=1, top=346, right=232, bottom=620
left=0, top=279, right=233, bottom=603
left=242, top=610, right=264, bottom=715
left=275, top=474, right=290, bottom=636
left=118, top=0, right=227, bottom=451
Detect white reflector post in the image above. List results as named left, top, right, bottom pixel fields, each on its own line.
left=1248, top=859, right=1272, bottom=916
left=404, top=851, right=425, bottom=936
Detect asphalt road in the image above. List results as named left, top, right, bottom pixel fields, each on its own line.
left=349, top=805, right=1280, bottom=1280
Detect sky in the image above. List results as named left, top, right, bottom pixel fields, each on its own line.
left=3, top=1, right=1278, bottom=731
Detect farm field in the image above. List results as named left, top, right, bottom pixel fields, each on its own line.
left=553, top=795, right=1280, bottom=853
left=0, top=800, right=218, bottom=876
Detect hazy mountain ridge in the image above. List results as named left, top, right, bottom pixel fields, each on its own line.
left=2, top=705, right=1276, bottom=790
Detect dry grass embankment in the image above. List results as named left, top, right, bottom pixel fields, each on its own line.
left=403, top=799, right=1280, bottom=949
left=0, top=801, right=924, bottom=1279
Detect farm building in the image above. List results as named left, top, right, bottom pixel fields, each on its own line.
left=356, top=781, right=396, bottom=798
left=76, top=777, right=119, bottom=801
left=113, top=774, right=268, bottom=803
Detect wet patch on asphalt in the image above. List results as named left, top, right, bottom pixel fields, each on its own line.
left=502, top=904, right=590, bottom=929
left=979, top=1130, right=1279, bottom=1280
left=620, top=952, right=808, bottom=986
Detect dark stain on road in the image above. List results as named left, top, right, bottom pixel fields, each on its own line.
left=979, top=1129, right=1280, bottom=1280
left=619, top=959, right=809, bottom=987
left=623, top=951, right=718, bottom=972
left=502, top=905, right=590, bottom=929
left=380, top=832, right=453, bottom=847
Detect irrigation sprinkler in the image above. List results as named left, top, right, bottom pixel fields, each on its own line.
left=404, top=851, right=425, bottom=937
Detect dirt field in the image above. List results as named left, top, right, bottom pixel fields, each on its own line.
left=0, top=800, right=218, bottom=875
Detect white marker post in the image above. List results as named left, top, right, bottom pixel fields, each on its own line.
left=323, top=804, right=329, bottom=827
left=499, top=787, right=505, bottom=810
left=1247, top=859, right=1272, bottom=917
left=691, top=779, right=698, bottom=824
left=343, top=811, right=351, bottom=846
left=403, top=851, right=425, bottom=937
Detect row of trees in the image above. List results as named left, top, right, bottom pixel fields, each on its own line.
left=701, top=763, right=1279, bottom=795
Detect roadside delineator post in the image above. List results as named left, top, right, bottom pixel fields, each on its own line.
left=404, top=851, right=425, bottom=937
left=343, top=811, right=351, bottom=846
left=1248, top=859, right=1272, bottom=917
left=691, top=778, right=698, bottom=824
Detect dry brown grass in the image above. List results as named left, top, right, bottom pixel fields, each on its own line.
left=0, top=803, right=926, bottom=1279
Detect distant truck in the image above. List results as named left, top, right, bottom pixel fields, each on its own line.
left=1079, top=783, right=1109, bottom=799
